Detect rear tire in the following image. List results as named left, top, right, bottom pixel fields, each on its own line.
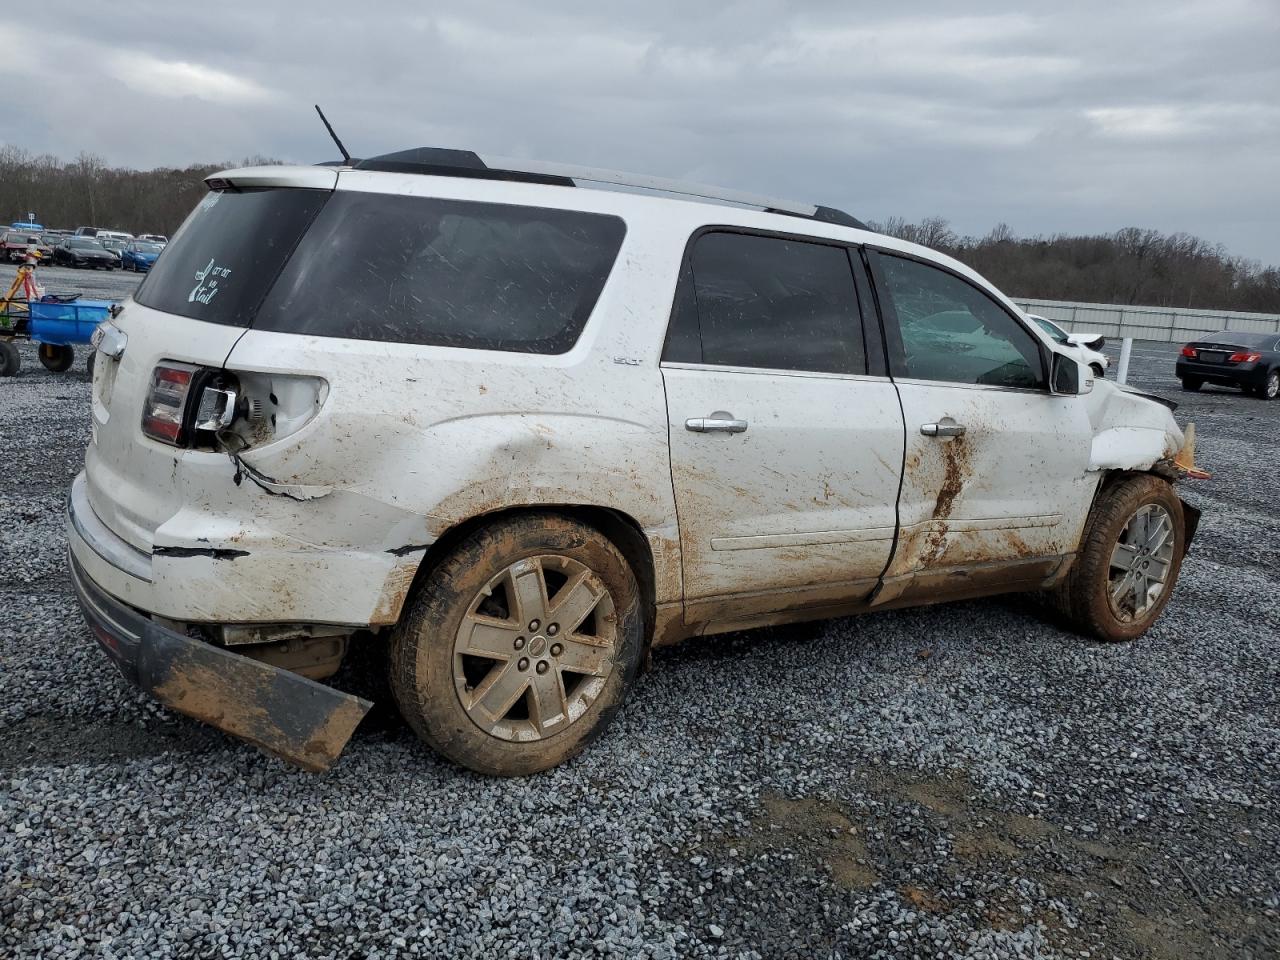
left=1260, top=369, right=1279, bottom=401
left=1180, top=377, right=1202, bottom=392
left=85, top=351, right=96, bottom=379
left=1049, top=474, right=1185, bottom=642
left=0, top=340, right=19, bottom=376
left=1090, top=363, right=1105, bottom=379
left=38, top=343, right=74, bottom=372
left=389, top=512, right=644, bottom=776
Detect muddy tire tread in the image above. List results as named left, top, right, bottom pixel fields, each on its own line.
left=388, top=512, right=643, bottom=777
left=1048, top=473, right=1185, bottom=642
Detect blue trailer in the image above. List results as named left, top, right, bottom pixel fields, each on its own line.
left=0, top=293, right=112, bottom=377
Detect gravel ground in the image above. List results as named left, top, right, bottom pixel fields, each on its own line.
left=2, top=282, right=1277, bottom=959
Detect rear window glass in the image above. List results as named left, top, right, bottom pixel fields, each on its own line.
left=135, top=188, right=327, bottom=326
left=255, top=192, right=625, bottom=353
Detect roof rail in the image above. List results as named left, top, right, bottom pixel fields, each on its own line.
left=350, top=148, right=867, bottom=230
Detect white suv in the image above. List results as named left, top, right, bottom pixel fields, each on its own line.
left=68, top=150, right=1202, bottom=775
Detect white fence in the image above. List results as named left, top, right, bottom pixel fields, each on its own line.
left=1012, top=298, right=1280, bottom=343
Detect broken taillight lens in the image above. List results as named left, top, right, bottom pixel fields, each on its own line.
left=141, top=362, right=199, bottom=444
left=1180, top=346, right=1197, bottom=358
left=1228, top=351, right=1261, bottom=363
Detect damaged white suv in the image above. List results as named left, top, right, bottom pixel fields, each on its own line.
left=69, top=150, right=1203, bottom=775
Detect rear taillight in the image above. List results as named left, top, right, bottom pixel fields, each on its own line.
left=1228, top=351, right=1261, bottom=363
left=141, top=362, right=198, bottom=444
left=141, top=361, right=327, bottom=452
left=1180, top=346, right=1197, bottom=358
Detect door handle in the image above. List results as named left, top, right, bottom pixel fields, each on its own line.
left=921, top=421, right=966, bottom=438
left=686, top=413, right=748, bottom=434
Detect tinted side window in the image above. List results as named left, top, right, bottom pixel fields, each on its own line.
left=136, top=188, right=328, bottom=327
left=256, top=193, right=625, bottom=354
left=875, top=253, right=1045, bottom=389
left=686, top=232, right=865, bottom=375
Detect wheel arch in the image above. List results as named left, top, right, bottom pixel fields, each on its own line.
left=394, top=504, right=662, bottom=648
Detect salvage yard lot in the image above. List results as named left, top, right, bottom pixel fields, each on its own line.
left=1, top=275, right=1277, bottom=958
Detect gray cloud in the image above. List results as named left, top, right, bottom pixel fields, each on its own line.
left=10, top=0, right=1280, bottom=265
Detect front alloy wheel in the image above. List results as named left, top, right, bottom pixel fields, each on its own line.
left=1047, top=474, right=1186, bottom=641
left=1106, top=504, right=1176, bottom=623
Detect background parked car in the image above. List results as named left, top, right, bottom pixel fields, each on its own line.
left=98, top=238, right=127, bottom=263
left=138, top=233, right=168, bottom=244
left=121, top=240, right=164, bottom=272
left=1027, top=314, right=1110, bottom=377
left=52, top=237, right=118, bottom=270
left=2, top=231, right=43, bottom=263
left=1176, top=330, right=1280, bottom=399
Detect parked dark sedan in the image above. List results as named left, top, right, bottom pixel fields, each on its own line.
left=52, top=237, right=119, bottom=270
left=1177, top=330, right=1280, bottom=400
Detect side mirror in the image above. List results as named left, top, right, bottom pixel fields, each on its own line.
left=1051, top=352, right=1093, bottom=396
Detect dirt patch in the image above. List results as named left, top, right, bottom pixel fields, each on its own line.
left=718, top=791, right=879, bottom=891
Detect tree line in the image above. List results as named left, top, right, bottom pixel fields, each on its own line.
left=868, top=216, right=1280, bottom=314
left=0, top=146, right=276, bottom=240
left=2, top=145, right=1277, bottom=313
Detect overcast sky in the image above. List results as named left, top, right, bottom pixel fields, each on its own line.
left=9, top=1, right=1280, bottom=265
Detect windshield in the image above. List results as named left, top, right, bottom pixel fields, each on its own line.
left=69, top=239, right=103, bottom=250
left=1031, top=316, right=1070, bottom=344
left=132, top=242, right=164, bottom=254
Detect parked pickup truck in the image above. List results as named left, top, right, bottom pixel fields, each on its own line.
left=68, top=152, right=1204, bottom=776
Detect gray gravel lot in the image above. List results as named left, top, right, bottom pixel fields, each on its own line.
left=1, top=275, right=1277, bottom=959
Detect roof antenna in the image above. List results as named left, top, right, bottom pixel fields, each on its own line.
left=314, top=104, right=352, bottom=165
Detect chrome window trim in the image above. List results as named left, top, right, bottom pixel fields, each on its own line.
left=659, top=361, right=892, bottom=384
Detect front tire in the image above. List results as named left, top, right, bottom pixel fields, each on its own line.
left=1049, top=474, right=1186, bottom=642
left=1180, top=377, right=1202, bottom=392
left=390, top=513, right=644, bottom=776
left=38, top=343, right=74, bottom=372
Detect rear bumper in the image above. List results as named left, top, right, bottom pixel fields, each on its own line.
left=1175, top=359, right=1268, bottom=387
left=67, top=469, right=422, bottom=626
left=69, top=549, right=371, bottom=771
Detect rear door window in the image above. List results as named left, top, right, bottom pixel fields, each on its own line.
left=136, top=188, right=328, bottom=327
left=255, top=192, right=626, bottom=354
left=667, top=231, right=866, bottom=375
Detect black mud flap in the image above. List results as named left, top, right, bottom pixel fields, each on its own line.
left=1180, top=498, right=1201, bottom=555
left=136, top=625, right=372, bottom=773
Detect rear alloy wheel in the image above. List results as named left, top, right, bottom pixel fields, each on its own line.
left=1049, top=474, right=1185, bottom=642
left=1180, top=377, right=1202, bottom=392
left=38, top=343, right=74, bottom=372
left=1261, top=369, right=1280, bottom=401
left=390, top=513, right=643, bottom=776
left=0, top=340, right=20, bottom=377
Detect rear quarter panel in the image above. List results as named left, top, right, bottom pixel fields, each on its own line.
left=222, top=194, right=690, bottom=617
